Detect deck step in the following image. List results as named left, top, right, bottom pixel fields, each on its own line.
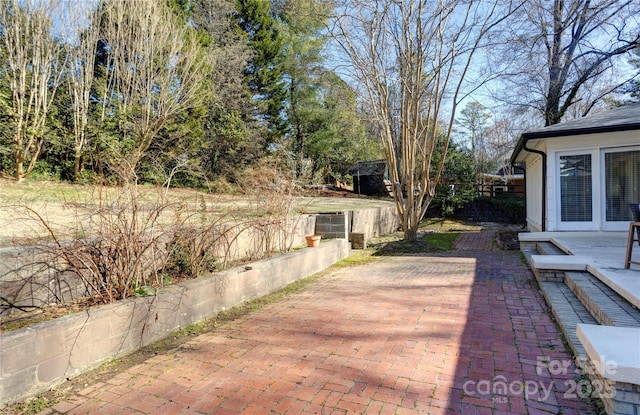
left=536, top=241, right=566, bottom=256
left=565, top=271, right=640, bottom=328
left=539, top=281, right=597, bottom=365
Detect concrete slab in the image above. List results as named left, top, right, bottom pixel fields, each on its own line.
left=587, top=267, right=640, bottom=310
left=520, top=231, right=640, bottom=311
left=531, top=254, right=591, bottom=271
left=577, top=324, right=640, bottom=384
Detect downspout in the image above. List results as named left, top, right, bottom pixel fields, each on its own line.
left=521, top=166, right=527, bottom=229
left=522, top=140, right=547, bottom=232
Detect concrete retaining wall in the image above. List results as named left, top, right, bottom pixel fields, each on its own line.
left=1, top=206, right=399, bottom=315
left=350, top=206, right=400, bottom=239
left=0, top=215, right=318, bottom=316
left=315, top=213, right=349, bottom=239
left=0, top=239, right=350, bottom=407
left=312, top=206, right=401, bottom=241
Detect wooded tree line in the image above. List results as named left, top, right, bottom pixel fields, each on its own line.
left=0, top=0, right=380, bottom=185
left=1, top=0, right=638, bottom=239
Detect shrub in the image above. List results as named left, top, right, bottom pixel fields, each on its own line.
left=474, top=193, right=525, bottom=223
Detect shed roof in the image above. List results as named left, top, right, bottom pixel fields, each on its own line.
left=511, top=103, right=640, bottom=163
left=349, top=160, right=387, bottom=176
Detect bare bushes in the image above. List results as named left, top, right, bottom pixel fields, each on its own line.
left=1, top=170, right=308, bottom=317
left=1, top=183, right=235, bottom=312
left=238, top=162, right=303, bottom=258
left=17, top=184, right=173, bottom=303
left=162, top=204, right=236, bottom=280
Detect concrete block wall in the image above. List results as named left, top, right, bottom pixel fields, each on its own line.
left=211, top=214, right=316, bottom=260
left=313, top=205, right=400, bottom=244
left=350, top=205, right=400, bottom=239
left=0, top=239, right=350, bottom=407
left=0, top=205, right=399, bottom=316
left=314, top=213, right=348, bottom=239
left=581, top=361, right=640, bottom=415
left=0, top=246, right=88, bottom=314
left=0, top=215, right=317, bottom=317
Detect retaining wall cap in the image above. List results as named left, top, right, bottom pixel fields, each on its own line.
left=577, top=324, right=640, bottom=384
left=530, top=255, right=590, bottom=271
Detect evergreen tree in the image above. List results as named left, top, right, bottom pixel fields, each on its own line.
left=275, top=0, right=328, bottom=177
left=234, top=0, right=287, bottom=143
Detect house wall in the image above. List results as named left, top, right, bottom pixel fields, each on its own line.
left=518, top=129, right=640, bottom=232
left=544, top=130, right=640, bottom=232
left=523, top=150, right=544, bottom=232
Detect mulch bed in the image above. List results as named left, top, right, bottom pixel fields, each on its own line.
left=497, top=230, right=521, bottom=250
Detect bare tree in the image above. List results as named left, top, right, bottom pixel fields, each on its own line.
left=457, top=100, right=492, bottom=174
left=0, top=0, right=65, bottom=182
left=328, top=0, right=520, bottom=241
left=62, top=3, right=101, bottom=181
left=493, top=0, right=640, bottom=126
left=98, top=0, right=211, bottom=179
left=484, top=115, right=526, bottom=175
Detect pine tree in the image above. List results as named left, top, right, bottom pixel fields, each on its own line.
left=235, top=0, right=287, bottom=143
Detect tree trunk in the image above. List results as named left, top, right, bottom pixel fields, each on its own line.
left=74, top=153, right=82, bottom=181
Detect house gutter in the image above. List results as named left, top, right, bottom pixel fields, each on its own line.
left=511, top=136, right=547, bottom=232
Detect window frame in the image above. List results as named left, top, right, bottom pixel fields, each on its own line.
left=555, top=149, right=600, bottom=231
left=601, top=146, right=640, bottom=231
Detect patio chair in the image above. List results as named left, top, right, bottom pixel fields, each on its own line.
left=625, top=203, right=640, bottom=269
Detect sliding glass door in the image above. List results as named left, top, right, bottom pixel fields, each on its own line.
left=556, top=147, right=639, bottom=231
left=604, top=148, right=640, bottom=229
left=558, top=153, right=595, bottom=229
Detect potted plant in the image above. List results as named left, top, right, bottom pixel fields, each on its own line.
left=305, top=234, right=321, bottom=247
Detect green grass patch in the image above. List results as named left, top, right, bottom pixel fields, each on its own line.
left=423, top=231, right=459, bottom=251
left=334, top=250, right=379, bottom=267
left=3, top=396, right=56, bottom=415
left=369, top=229, right=460, bottom=255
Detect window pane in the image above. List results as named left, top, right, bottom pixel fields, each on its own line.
left=605, top=150, right=640, bottom=221
left=560, top=154, right=592, bottom=222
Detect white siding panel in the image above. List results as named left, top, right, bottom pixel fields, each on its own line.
left=525, top=154, right=543, bottom=232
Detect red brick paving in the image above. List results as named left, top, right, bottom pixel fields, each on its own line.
left=39, top=231, right=599, bottom=414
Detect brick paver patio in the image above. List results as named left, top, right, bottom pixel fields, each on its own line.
left=41, top=231, right=599, bottom=414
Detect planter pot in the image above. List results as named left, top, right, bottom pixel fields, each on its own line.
left=305, top=234, right=322, bottom=247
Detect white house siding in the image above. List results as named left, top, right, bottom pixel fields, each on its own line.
left=524, top=152, right=544, bottom=232
left=544, top=130, right=640, bottom=232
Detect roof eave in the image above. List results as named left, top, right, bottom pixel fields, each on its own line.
left=510, top=122, right=640, bottom=164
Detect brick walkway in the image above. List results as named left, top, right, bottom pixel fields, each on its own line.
left=42, top=231, right=599, bottom=415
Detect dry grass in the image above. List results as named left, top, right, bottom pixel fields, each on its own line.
left=0, top=179, right=393, bottom=248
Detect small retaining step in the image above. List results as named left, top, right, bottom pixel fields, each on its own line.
left=565, top=271, right=640, bottom=328
left=530, top=254, right=591, bottom=271
left=530, top=243, right=570, bottom=282
left=577, top=324, right=640, bottom=415
left=539, top=281, right=598, bottom=365
left=536, top=241, right=566, bottom=256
